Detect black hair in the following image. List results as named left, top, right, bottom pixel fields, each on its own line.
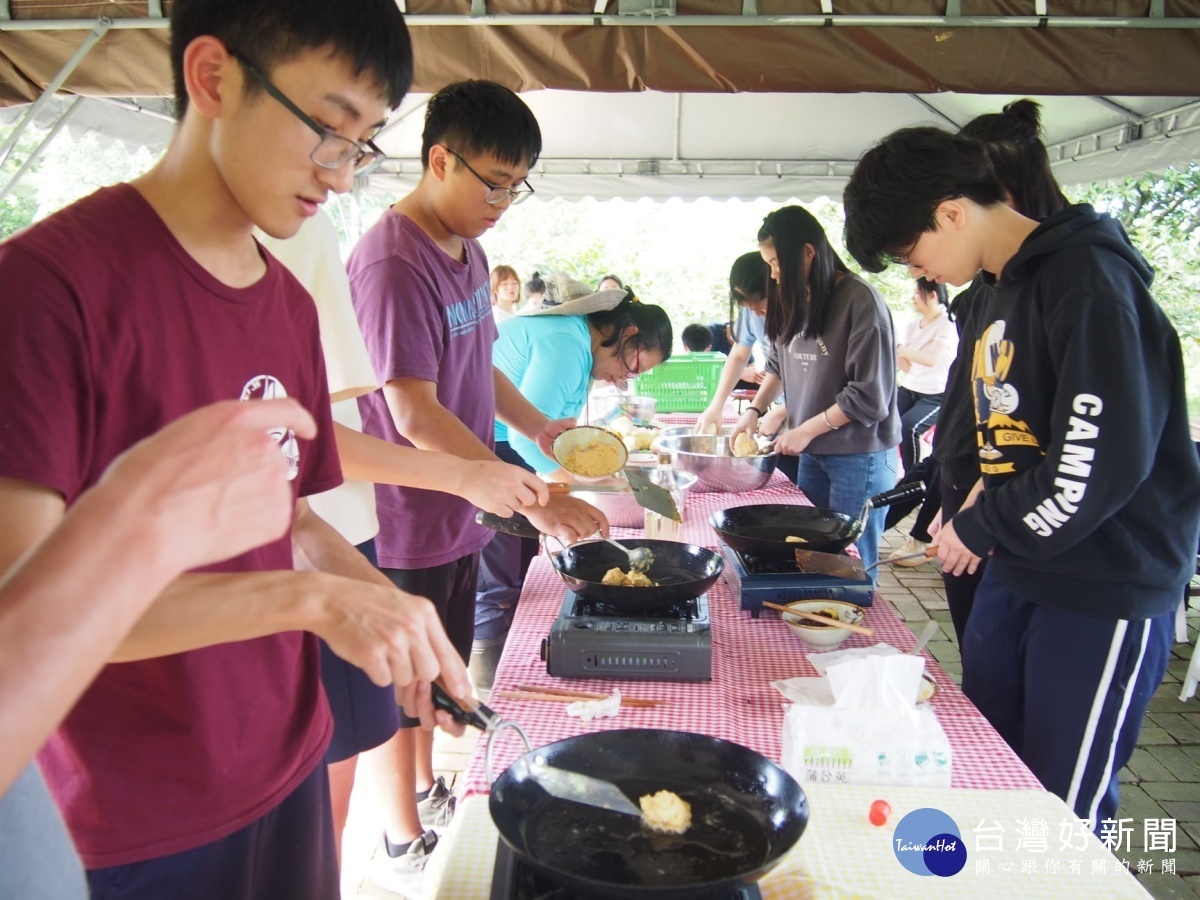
left=915, top=276, right=948, bottom=307
left=757, top=205, right=849, bottom=343
left=681, top=324, right=713, bottom=352
left=588, top=292, right=674, bottom=366
left=958, top=99, right=1070, bottom=221
left=597, top=274, right=624, bottom=290
left=525, top=271, right=546, bottom=300
left=421, top=80, right=541, bottom=170
left=170, top=0, right=412, bottom=119
left=726, top=251, right=768, bottom=324
left=843, top=127, right=1006, bottom=274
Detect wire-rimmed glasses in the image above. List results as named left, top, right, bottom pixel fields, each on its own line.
left=231, top=52, right=386, bottom=175
left=444, top=147, right=535, bottom=206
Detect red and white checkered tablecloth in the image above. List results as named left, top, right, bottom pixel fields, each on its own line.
left=462, top=555, right=1042, bottom=795
left=655, top=408, right=740, bottom=427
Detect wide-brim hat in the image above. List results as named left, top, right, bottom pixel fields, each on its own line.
left=519, top=271, right=628, bottom=317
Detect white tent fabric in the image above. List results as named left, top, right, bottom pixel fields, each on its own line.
left=6, top=89, right=1200, bottom=201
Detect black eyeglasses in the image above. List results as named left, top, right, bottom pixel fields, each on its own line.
left=231, top=52, right=385, bottom=176
left=444, top=147, right=535, bottom=206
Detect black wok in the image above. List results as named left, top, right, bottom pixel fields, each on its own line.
left=709, top=482, right=925, bottom=562
left=551, top=539, right=724, bottom=613
left=490, top=728, right=809, bottom=900
left=475, top=511, right=723, bottom=613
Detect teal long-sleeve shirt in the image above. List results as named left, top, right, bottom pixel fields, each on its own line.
left=493, top=315, right=593, bottom=473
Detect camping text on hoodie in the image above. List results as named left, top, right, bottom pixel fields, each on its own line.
left=951, top=204, right=1200, bottom=620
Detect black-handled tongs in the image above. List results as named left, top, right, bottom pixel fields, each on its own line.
left=430, top=682, right=531, bottom=783
left=431, top=681, right=504, bottom=733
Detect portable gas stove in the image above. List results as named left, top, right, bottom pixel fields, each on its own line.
left=540, top=590, right=712, bottom=682
left=718, top=543, right=875, bottom=617
left=489, top=838, right=762, bottom=899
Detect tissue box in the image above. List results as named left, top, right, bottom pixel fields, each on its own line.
left=781, top=703, right=952, bottom=788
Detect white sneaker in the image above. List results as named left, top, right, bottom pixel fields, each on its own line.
left=371, top=830, right=437, bottom=898
left=417, top=776, right=456, bottom=830
left=890, top=537, right=930, bottom=567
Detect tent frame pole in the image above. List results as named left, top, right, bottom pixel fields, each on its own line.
left=0, top=16, right=110, bottom=170
left=3, top=13, right=1200, bottom=31
left=0, top=95, right=82, bottom=204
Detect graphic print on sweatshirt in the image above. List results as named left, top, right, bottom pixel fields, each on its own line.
left=445, top=282, right=493, bottom=339
left=970, top=319, right=1037, bottom=475
left=240, top=374, right=300, bottom=480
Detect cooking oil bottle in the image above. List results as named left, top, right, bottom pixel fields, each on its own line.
left=644, top=452, right=683, bottom=541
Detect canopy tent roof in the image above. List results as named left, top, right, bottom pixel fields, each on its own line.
left=3, top=1, right=1200, bottom=200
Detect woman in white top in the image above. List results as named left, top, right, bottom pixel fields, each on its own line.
left=490, top=264, right=522, bottom=322
left=895, top=276, right=958, bottom=472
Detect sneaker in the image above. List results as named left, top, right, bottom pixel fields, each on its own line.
left=890, top=536, right=930, bottom=567
left=371, top=830, right=437, bottom=898
left=417, top=775, right=456, bottom=830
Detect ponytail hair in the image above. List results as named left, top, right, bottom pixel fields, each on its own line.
left=524, top=271, right=546, bottom=300
left=958, top=99, right=1070, bottom=221
left=587, top=290, right=673, bottom=366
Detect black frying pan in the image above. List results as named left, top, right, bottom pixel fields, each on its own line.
left=490, top=728, right=809, bottom=900
left=551, top=539, right=724, bottom=613
left=475, top=511, right=723, bottom=613
left=709, top=482, right=925, bottom=562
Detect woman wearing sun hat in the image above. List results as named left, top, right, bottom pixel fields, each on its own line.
left=470, top=274, right=674, bottom=689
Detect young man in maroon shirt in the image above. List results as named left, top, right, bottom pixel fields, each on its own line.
left=0, top=1, right=471, bottom=896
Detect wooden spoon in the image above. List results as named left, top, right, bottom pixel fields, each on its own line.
left=763, top=600, right=875, bottom=636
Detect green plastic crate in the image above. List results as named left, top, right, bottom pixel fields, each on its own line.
left=633, top=352, right=726, bottom=413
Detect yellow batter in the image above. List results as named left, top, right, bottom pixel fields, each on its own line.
left=601, top=567, right=655, bottom=587
left=639, top=790, right=692, bottom=834
left=563, top=441, right=622, bottom=477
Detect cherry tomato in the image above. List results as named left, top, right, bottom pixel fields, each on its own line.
left=869, top=799, right=891, bottom=826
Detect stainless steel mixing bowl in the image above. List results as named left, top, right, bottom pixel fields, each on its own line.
left=657, top=434, right=778, bottom=493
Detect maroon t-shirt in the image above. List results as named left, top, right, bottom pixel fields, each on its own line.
left=0, top=185, right=342, bottom=867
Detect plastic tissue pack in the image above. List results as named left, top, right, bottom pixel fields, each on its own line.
left=776, top=645, right=952, bottom=788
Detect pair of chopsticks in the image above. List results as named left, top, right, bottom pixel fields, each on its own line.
left=494, top=684, right=662, bottom=708
left=762, top=600, right=875, bottom=635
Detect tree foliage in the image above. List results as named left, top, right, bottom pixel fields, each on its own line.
left=1076, top=164, right=1200, bottom=342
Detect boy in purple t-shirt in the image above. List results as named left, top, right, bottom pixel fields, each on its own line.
left=0, top=2, right=472, bottom=897
left=348, top=80, right=604, bottom=892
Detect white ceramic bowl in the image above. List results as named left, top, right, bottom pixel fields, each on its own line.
left=779, top=599, right=867, bottom=650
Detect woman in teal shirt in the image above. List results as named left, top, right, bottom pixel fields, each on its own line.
left=471, top=278, right=672, bottom=688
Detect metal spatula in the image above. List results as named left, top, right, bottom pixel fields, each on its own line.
left=525, top=754, right=643, bottom=817
left=624, top=466, right=681, bottom=522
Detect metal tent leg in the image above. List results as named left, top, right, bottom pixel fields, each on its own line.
left=0, top=95, right=83, bottom=204
left=0, top=16, right=111, bottom=171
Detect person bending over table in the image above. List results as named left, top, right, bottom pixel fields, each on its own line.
left=695, top=253, right=774, bottom=435
left=732, top=206, right=900, bottom=575
left=843, top=123, right=1200, bottom=828
left=477, top=276, right=673, bottom=688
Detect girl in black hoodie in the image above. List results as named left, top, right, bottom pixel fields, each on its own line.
left=843, top=125, right=1200, bottom=830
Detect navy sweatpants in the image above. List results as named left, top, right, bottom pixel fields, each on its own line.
left=87, top=762, right=337, bottom=900
left=962, top=567, right=1174, bottom=828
